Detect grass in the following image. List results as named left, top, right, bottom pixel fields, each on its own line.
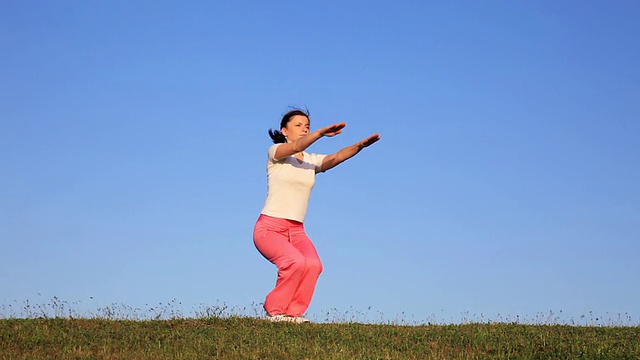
left=1, top=299, right=639, bottom=359
left=2, top=317, right=640, bottom=359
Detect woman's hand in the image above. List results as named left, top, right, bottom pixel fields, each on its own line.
left=320, top=122, right=346, bottom=137
left=358, top=133, right=381, bottom=148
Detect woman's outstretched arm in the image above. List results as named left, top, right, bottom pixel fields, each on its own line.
left=273, top=122, right=346, bottom=160
left=320, top=133, right=380, bottom=172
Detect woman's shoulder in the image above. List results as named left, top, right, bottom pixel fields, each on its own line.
left=304, top=150, right=326, bottom=158
left=268, top=143, right=282, bottom=154
left=267, top=143, right=283, bottom=162
left=304, top=151, right=327, bottom=168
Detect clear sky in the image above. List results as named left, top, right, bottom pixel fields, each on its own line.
left=1, top=1, right=639, bottom=324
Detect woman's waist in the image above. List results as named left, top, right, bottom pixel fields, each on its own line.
left=256, top=213, right=304, bottom=230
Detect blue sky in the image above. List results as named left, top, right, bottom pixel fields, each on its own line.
left=1, top=1, right=639, bottom=324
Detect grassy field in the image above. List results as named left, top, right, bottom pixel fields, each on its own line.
left=2, top=316, right=640, bottom=359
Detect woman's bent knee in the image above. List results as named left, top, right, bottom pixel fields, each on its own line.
left=307, top=258, right=323, bottom=275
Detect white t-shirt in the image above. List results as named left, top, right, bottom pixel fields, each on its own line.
left=260, top=144, right=327, bottom=223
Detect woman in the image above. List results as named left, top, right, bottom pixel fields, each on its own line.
left=253, top=109, right=380, bottom=323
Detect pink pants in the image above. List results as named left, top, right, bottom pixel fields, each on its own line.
left=253, top=214, right=323, bottom=317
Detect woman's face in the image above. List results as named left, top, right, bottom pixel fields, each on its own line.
left=282, top=115, right=310, bottom=144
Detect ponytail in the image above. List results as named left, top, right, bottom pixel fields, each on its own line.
left=268, top=129, right=287, bottom=144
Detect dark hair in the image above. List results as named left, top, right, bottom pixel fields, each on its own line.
left=268, top=108, right=310, bottom=144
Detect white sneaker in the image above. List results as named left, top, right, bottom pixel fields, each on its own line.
left=290, top=316, right=311, bottom=324
left=266, top=314, right=290, bottom=322
left=266, top=314, right=311, bottom=323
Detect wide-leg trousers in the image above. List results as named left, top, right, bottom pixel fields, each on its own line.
left=253, top=214, right=323, bottom=317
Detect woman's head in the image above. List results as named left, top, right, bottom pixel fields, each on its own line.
left=268, top=109, right=310, bottom=144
